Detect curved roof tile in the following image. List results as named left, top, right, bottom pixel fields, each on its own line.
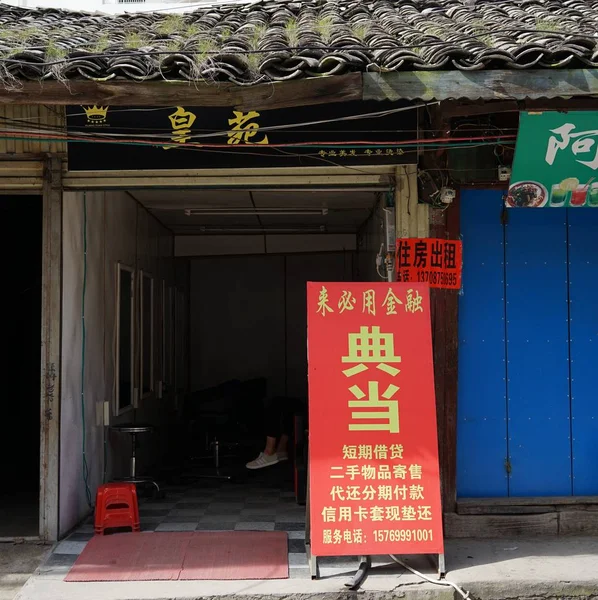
left=0, top=0, right=597, bottom=84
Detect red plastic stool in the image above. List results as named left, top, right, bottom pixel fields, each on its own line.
left=94, top=483, right=140, bottom=535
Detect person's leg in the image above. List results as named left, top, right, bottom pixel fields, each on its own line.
left=246, top=396, right=284, bottom=470
left=276, top=434, right=289, bottom=456
left=276, top=397, right=304, bottom=460
left=264, top=436, right=277, bottom=456
left=263, top=396, right=285, bottom=453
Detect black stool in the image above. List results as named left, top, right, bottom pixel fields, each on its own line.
left=111, top=424, right=160, bottom=492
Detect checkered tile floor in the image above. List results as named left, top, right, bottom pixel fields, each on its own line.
left=48, top=468, right=314, bottom=579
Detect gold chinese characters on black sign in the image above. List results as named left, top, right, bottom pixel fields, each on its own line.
left=68, top=101, right=417, bottom=171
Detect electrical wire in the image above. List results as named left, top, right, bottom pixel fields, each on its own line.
left=0, top=112, right=520, bottom=135
left=0, top=126, right=516, bottom=148
left=102, top=200, right=108, bottom=486
left=81, top=191, right=93, bottom=509
left=0, top=100, right=437, bottom=143
left=0, top=102, right=518, bottom=148
left=0, top=108, right=516, bottom=166
left=389, top=556, right=470, bottom=600
left=375, top=243, right=388, bottom=280
left=0, top=134, right=515, bottom=170
left=31, top=101, right=440, bottom=141
left=51, top=130, right=515, bottom=144
left=0, top=133, right=515, bottom=170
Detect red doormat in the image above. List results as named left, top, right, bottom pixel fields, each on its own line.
left=65, top=531, right=289, bottom=582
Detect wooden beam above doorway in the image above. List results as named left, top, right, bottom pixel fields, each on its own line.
left=61, top=165, right=399, bottom=190
left=0, top=74, right=362, bottom=110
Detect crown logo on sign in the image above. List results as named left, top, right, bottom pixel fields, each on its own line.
left=82, top=105, right=108, bottom=122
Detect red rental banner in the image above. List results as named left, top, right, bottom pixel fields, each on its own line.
left=395, top=238, right=462, bottom=290
left=307, top=282, right=444, bottom=557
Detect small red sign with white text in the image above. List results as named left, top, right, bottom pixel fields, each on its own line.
left=395, top=238, right=462, bottom=290
left=307, top=282, right=444, bottom=557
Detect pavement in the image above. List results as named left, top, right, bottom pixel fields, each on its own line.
left=13, top=536, right=598, bottom=600
left=0, top=542, right=50, bottom=600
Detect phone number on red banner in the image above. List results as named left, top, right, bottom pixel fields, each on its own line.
left=397, top=270, right=459, bottom=287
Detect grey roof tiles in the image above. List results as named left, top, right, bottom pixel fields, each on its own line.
left=0, top=0, right=597, bottom=85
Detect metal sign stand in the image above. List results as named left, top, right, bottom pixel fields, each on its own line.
left=304, top=429, right=445, bottom=583
left=306, top=464, right=446, bottom=581
left=438, top=553, right=446, bottom=578
left=306, top=474, right=446, bottom=581
left=305, top=460, right=320, bottom=579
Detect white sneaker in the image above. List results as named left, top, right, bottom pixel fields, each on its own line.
left=277, top=452, right=289, bottom=462
left=246, top=452, right=279, bottom=470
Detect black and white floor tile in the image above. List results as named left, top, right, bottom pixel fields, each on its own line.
left=45, top=474, right=313, bottom=580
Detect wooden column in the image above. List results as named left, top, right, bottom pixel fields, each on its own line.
left=445, top=194, right=460, bottom=514
left=428, top=214, right=445, bottom=507
left=422, top=103, right=461, bottom=515
left=429, top=196, right=460, bottom=515
left=40, top=156, right=62, bottom=541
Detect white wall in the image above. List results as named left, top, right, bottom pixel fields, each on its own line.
left=60, top=191, right=174, bottom=537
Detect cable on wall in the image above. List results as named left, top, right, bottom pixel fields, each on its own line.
left=81, top=191, right=92, bottom=508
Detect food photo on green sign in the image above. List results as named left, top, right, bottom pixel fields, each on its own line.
left=507, top=111, right=598, bottom=208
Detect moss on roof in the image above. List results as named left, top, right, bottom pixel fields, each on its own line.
left=0, top=0, right=596, bottom=86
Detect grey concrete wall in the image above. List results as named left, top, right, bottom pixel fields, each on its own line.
left=357, top=195, right=387, bottom=282
left=189, top=254, right=286, bottom=396
left=60, top=191, right=106, bottom=538
left=60, top=192, right=174, bottom=537
left=189, top=252, right=354, bottom=400
left=285, top=252, right=354, bottom=400
left=176, top=234, right=357, bottom=257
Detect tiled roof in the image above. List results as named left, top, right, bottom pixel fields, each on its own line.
left=0, top=0, right=597, bottom=85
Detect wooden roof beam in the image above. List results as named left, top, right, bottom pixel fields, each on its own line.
left=0, top=73, right=363, bottom=110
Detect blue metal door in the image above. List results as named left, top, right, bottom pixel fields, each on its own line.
left=568, top=209, right=598, bottom=495
left=505, top=209, right=571, bottom=495
left=457, top=190, right=596, bottom=497
left=457, top=190, right=508, bottom=497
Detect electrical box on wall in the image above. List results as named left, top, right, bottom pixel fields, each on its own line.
left=384, top=208, right=396, bottom=253
left=440, top=188, right=456, bottom=204
left=498, top=166, right=512, bottom=182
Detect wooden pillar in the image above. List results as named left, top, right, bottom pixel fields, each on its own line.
left=423, top=105, right=461, bottom=515
left=429, top=213, right=446, bottom=508
left=429, top=196, right=460, bottom=514
left=444, top=194, right=460, bottom=514
left=40, top=156, right=62, bottom=541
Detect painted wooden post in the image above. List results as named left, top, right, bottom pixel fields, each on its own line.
left=40, top=156, right=62, bottom=542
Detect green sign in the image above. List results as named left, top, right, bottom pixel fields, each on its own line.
left=508, top=111, right=598, bottom=208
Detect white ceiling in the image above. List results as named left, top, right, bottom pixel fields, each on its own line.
left=131, top=189, right=380, bottom=235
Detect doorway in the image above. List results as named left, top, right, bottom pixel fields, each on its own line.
left=457, top=189, right=598, bottom=498
left=0, top=195, right=42, bottom=536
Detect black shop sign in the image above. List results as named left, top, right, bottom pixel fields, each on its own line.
left=65, top=101, right=416, bottom=171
